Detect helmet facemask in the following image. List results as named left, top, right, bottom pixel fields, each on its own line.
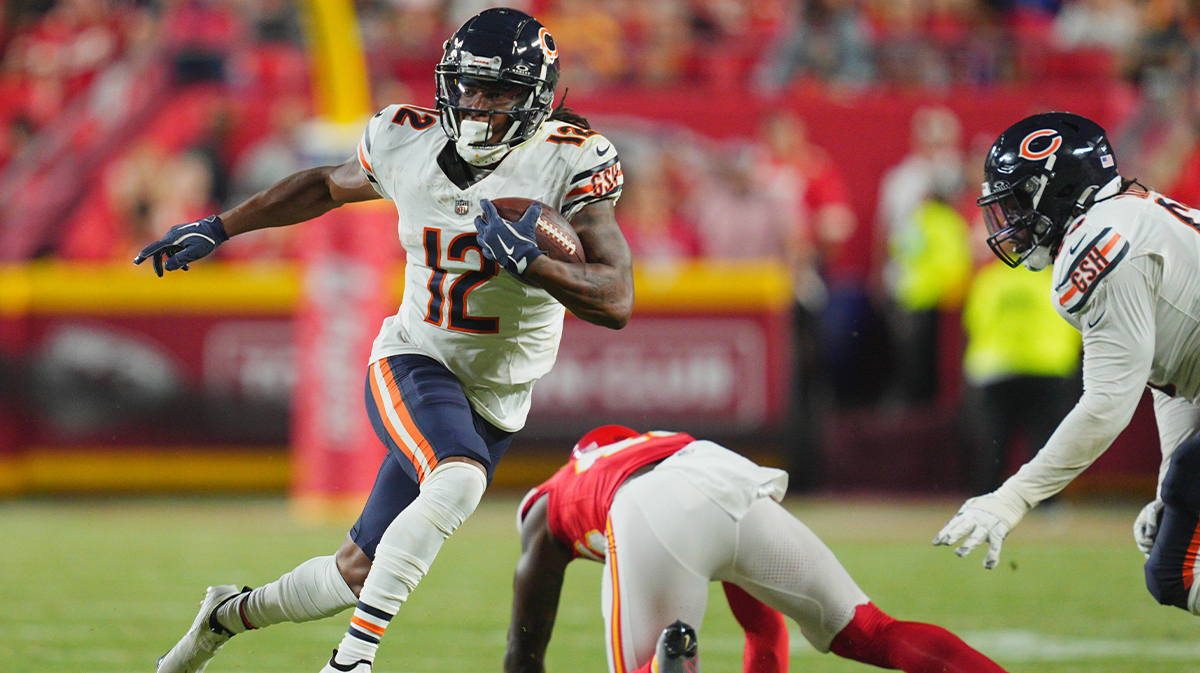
left=440, top=75, right=541, bottom=165
left=979, top=174, right=1055, bottom=268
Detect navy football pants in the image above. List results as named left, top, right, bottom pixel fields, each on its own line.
left=349, top=354, right=513, bottom=559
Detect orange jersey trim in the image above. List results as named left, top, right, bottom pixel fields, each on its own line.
left=358, top=142, right=375, bottom=175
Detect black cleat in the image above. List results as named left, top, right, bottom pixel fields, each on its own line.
left=653, top=620, right=700, bottom=673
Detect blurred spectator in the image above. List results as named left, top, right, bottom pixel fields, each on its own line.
left=0, top=115, right=35, bottom=169
left=878, top=106, right=972, bottom=405
left=163, top=0, right=241, bottom=83
left=245, top=0, right=303, bottom=45
left=756, top=108, right=857, bottom=488
left=191, top=99, right=234, bottom=208
left=2, top=0, right=125, bottom=126
left=757, top=108, right=855, bottom=299
left=960, top=261, right=1082, bottom=494
left=616, top=167, right=699, bottom=264
left=624, top=0, right=691, bottom=85
left=229, top=96, right=306, bottom=208
left=110, top=143, right=215, bottom=250
left=686, top=145, right=797, bottom=260
left=540, top=0, right=625, bottom=86
left=878, top=106, right=963, bottom=256
left=873, top=0, right=953, bottom=86
left=1052, top=0, right=1140, bottom=54
left=755, top=0, right=875, bottom=91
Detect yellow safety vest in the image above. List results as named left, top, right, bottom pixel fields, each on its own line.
left=892, top=200, right=973, bottom=311
left=962, top=260, right=1082, bottom=384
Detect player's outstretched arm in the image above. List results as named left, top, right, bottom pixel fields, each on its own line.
left=505, top=495, right=573, bottom=673
left=134, top=158, right=380, bottom=275
left=524, top=199, right=634, bottom=330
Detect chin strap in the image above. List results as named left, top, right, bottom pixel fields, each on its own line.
left=1022, top=246, right=1052, bottom=271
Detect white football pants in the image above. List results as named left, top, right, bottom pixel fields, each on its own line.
left=601, top=470, right=869, bottom=673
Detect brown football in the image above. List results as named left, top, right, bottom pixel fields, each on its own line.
left=490, top=197, right=585, bottom=264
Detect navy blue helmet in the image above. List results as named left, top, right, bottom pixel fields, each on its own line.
left=435, top=8, right=560, bottom=151
left=978, top=112, right=1120, bottom=268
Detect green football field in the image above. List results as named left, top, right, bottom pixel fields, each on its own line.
left=3, top=495, right=1198, bottom=673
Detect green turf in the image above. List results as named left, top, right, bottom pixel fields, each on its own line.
left=1, top=495, right=1196, bottom=672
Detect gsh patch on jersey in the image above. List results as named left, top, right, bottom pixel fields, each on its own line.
left=1056, top=226, right=1130, bottom=314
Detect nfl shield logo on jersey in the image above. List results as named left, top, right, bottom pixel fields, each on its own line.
left=455, top=199, right=470, bottom=215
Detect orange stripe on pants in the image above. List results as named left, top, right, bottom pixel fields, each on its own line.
left=1182, top=520, right=1200, bottom=591
left=379, top=360, right=440, bottom=474
left=367, top=361, right=426, bottom=481
left=607, top=518, right=626, bottom=673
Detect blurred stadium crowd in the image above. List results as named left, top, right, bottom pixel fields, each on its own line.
left=4, top=0, right=1200, bottom=264
left=2, top=0, right=1199, bottom=483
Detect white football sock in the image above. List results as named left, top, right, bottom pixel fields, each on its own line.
left=334, top=461, right=487, bottom=665
left=215, top=555, right=357, bottom=634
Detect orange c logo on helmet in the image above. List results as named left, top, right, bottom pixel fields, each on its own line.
left=1019, top=129, right=1062, bottom=161
left=539, top=27, right=558, bottom=64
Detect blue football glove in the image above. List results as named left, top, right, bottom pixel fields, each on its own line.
left=474, top=199, right=543, bottom=277
left=133, top=215, right=229, bottom=277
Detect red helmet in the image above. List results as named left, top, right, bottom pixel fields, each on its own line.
left=571, top=425, right=639, bottom=457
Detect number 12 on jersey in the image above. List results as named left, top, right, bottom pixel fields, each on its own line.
left=423, top=228, right=500, bottom=334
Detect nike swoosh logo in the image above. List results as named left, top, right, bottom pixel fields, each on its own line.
left=597, top=145, right=610, bottom=156
left=1087, top=309, right=1106, bottom=328
left=500, top=239, right=515, bottom=255
left=1069, top=238, right=1083, bottom=255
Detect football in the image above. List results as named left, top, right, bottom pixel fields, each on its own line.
left=490, top=197, right=585, bottom=264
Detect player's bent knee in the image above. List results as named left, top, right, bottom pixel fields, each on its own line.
left=336, top=536, right=373, bottom=597
left=1163, top=434, right=1200, bottom=511
left=420, top=461, right=488, bottom=533
left=1144, top=556, right=1188, bottom=609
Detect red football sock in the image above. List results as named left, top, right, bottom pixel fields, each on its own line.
left=722, top=582, right=789, bottom=673
left=829, top=602, right=1007, bottom=673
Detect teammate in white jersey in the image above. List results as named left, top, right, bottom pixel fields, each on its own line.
left=135, top=9, right=633, bottom=673
left=933, top=111, right=1200, bottom=616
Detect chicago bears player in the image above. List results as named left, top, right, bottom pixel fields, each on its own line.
left=508, top=426, right=1009, bottom=673
left=934, top=111, right=1200, bottom=616
left=136, top=8, right=632, bottom=673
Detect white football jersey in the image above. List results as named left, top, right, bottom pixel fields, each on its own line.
left=357, top=104, right=624, bottom=432
left=999, top=183, right=1200, bottom=507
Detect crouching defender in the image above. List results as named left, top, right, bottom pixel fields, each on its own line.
left=506, top=427, right=1009, bottom=673
left=931, top=111, right=1200, bottom=617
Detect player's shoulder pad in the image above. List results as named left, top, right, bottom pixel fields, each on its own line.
left=359, top=104, right=443, bottom=194
left=1052, top=214, right=1132, bottom=315
left=544, top=122, right=623, bottom=217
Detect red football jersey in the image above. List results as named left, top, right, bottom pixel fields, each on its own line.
left=521, top=431, right=695, bottom=560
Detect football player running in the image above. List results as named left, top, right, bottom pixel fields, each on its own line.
left=508, top=426, right=1009, bottom=673
left=137, top=9, right=632, bottom=673
left=934, top=112, right=1200, bottom=616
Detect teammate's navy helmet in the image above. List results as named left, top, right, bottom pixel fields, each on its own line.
left=435, top=8, right=559, bottom=151
left=978, top=112, right=1120, bottom=268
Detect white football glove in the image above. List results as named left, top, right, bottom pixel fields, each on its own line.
left=1134, top=499, right=1164, bottom=558
left=933, top=491, right=1027, bottom=569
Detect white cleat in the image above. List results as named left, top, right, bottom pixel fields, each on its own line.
left=156, top=584, right=245, bottom=673
left=319, top=650, right=372, bottom=672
